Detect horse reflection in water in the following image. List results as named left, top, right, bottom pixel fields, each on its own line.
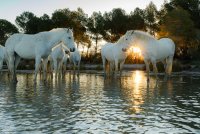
left=1, top=71, right=199, bottom=133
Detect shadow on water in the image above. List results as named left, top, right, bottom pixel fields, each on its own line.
left=0, top=71, right=199, bottom=133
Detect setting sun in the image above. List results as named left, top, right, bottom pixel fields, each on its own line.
left=132, top=47, right=141, bottom=53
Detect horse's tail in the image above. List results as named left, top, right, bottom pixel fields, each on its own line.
left=166, top=56, right=173, bottom=75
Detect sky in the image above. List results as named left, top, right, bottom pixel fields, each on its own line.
left=0, top=0, right=165, bottom=24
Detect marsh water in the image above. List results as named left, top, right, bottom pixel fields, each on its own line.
left=0, top=71, right=199, bottom=133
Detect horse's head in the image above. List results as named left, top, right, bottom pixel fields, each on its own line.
left=119, top=30, right=135, bottom=52
left=61, top=28, right=76, bottom=52
left=124, top=30, right=135, bottom=46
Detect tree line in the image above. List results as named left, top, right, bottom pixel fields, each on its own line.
left=0, top=0, right=200, bottom=63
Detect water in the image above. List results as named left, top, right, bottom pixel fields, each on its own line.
left=0, top=71, right=199, bottom=133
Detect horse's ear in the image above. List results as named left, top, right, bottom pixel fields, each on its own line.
left=131, top=30, right=134, bottom=34
left=69, top=27, right=73, bottom=32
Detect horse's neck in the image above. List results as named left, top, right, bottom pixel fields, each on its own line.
left=115, top=43, right=124, bottom=49
left=47, top=31, right=63, bottom=49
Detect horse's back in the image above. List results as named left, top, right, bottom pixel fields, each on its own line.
left=5, top=33, right=24, bottom=47
left=158, top=38, right=175, bottom=57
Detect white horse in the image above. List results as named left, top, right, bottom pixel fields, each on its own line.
left=101, top=33, right=134, bottom=76
left=126, top=30, right=175, bottom=81
left=5, top=28, right=76, bottom=83
left=0, top=45, right=9, bottom=71
left=0, top=45, right=5, bottom=70
left=69, top=49, right=81, bottom=74
left=48, top=42, right=70, bottom=77
left=62, top=54, right=69, bottom=73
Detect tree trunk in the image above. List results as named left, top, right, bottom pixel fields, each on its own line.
left=95, top=35, right=98, bottom=54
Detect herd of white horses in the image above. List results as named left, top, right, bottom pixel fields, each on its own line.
left=0, top=28, right=175, bottom=83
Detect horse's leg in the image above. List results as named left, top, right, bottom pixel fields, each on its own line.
left=42, top=58, right=48, bottom=81
left=114, top=59, right=118, bottom=77
left=77, top=61, right=80, bottom=75
left=50, top=59, right=54, bottom=77
left=119, top=60, right=125, bottom=76
left=152, top=60, right=158, bottom=80
left=14, top=55, right=21, bottom=70
left=8, top=53, right=17, bottom=83
left=58, top=60, right=62, bottom=77
left=144, top=59, right=150, bottom=82
left=53, top=59, right=58, bottom=78
left=73, top=61, right=76, bottom=74
left=165, top=56, right=173, bottom=80
left=62, top=61, right=66, bottom=74
left=34, top=56, right=41, bottom=83
left=102, top=56, right=106, bottom=77
left=162, top=60, right=166, bottom=70
left=0, top=59, right=3, bottom=70
left=109, top=62, right=112, bottom=76
left=6, top=60, right=10, bottom=78
left=0, top=59, right=3, bottom=75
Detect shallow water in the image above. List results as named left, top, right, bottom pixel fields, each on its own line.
left=0, top=71, right=200, bottom=133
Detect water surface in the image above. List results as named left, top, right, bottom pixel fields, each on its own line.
left=0, top=71, right=199, bottom=133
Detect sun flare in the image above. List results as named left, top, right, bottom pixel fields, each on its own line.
left=131, top=47, right=141, bottom=54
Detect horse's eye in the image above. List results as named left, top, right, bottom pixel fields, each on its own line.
left=68, top=37, right=71, bottom=39
left=126, top=38, right=128, bottom=40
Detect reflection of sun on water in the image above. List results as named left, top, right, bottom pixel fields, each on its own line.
left=130, top=71, right=145, bottom=113
left=134, top=71, right=142, bottom=84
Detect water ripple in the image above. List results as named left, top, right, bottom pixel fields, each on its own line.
left=0, top=71, right=199, bottom=133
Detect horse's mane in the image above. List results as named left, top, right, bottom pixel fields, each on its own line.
left=50, top=28, right=66, bottom=32
left=50, top=28, right=72, bottom=33
left=133, top=30, right=157, bottom=42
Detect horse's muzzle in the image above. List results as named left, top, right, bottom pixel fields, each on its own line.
left=70, top=48, right=75, bottom=52
left=65, top=50, right=70, bottom=54
left=122, top=48, right=127, bottom=52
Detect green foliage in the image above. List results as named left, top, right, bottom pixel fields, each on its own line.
left=129, top=8, right=146, bottom=30
left=158, top=7, right=196, bottom=59
left=144, top=1, right=159, bottom=35
left=0, top=19, right=18, bottom=45
left=16, top=11, right=41, bottom=34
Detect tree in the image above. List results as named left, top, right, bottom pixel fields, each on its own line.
left=0, top=19, right=18, bottom=45
left=103, top=8, right=129, bottom=42
left=128, top=8, right=146, bottom=30
left=70, top=8, right=88, bottom=48
left=165, top=0, right=200, bottom=29
left=15, top=11, right=40, bottom=34
left=38, top=14, right=53, bottom=31
left=87, top=12, right=105, bottom=53
left=51, top=9, right=71, bottom=28
left=158, top=7, right=196, bottom=58
left=144, top=1, right=159, bottom=36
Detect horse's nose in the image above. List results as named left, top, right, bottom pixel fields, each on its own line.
left=70, top=48, right=75, bottom=52
left=122, top=48, right=127, bottom=52
left=65, top=51, right=70, bottom=54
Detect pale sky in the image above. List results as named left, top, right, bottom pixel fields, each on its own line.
left=0, top=0, right=165, bottom=24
